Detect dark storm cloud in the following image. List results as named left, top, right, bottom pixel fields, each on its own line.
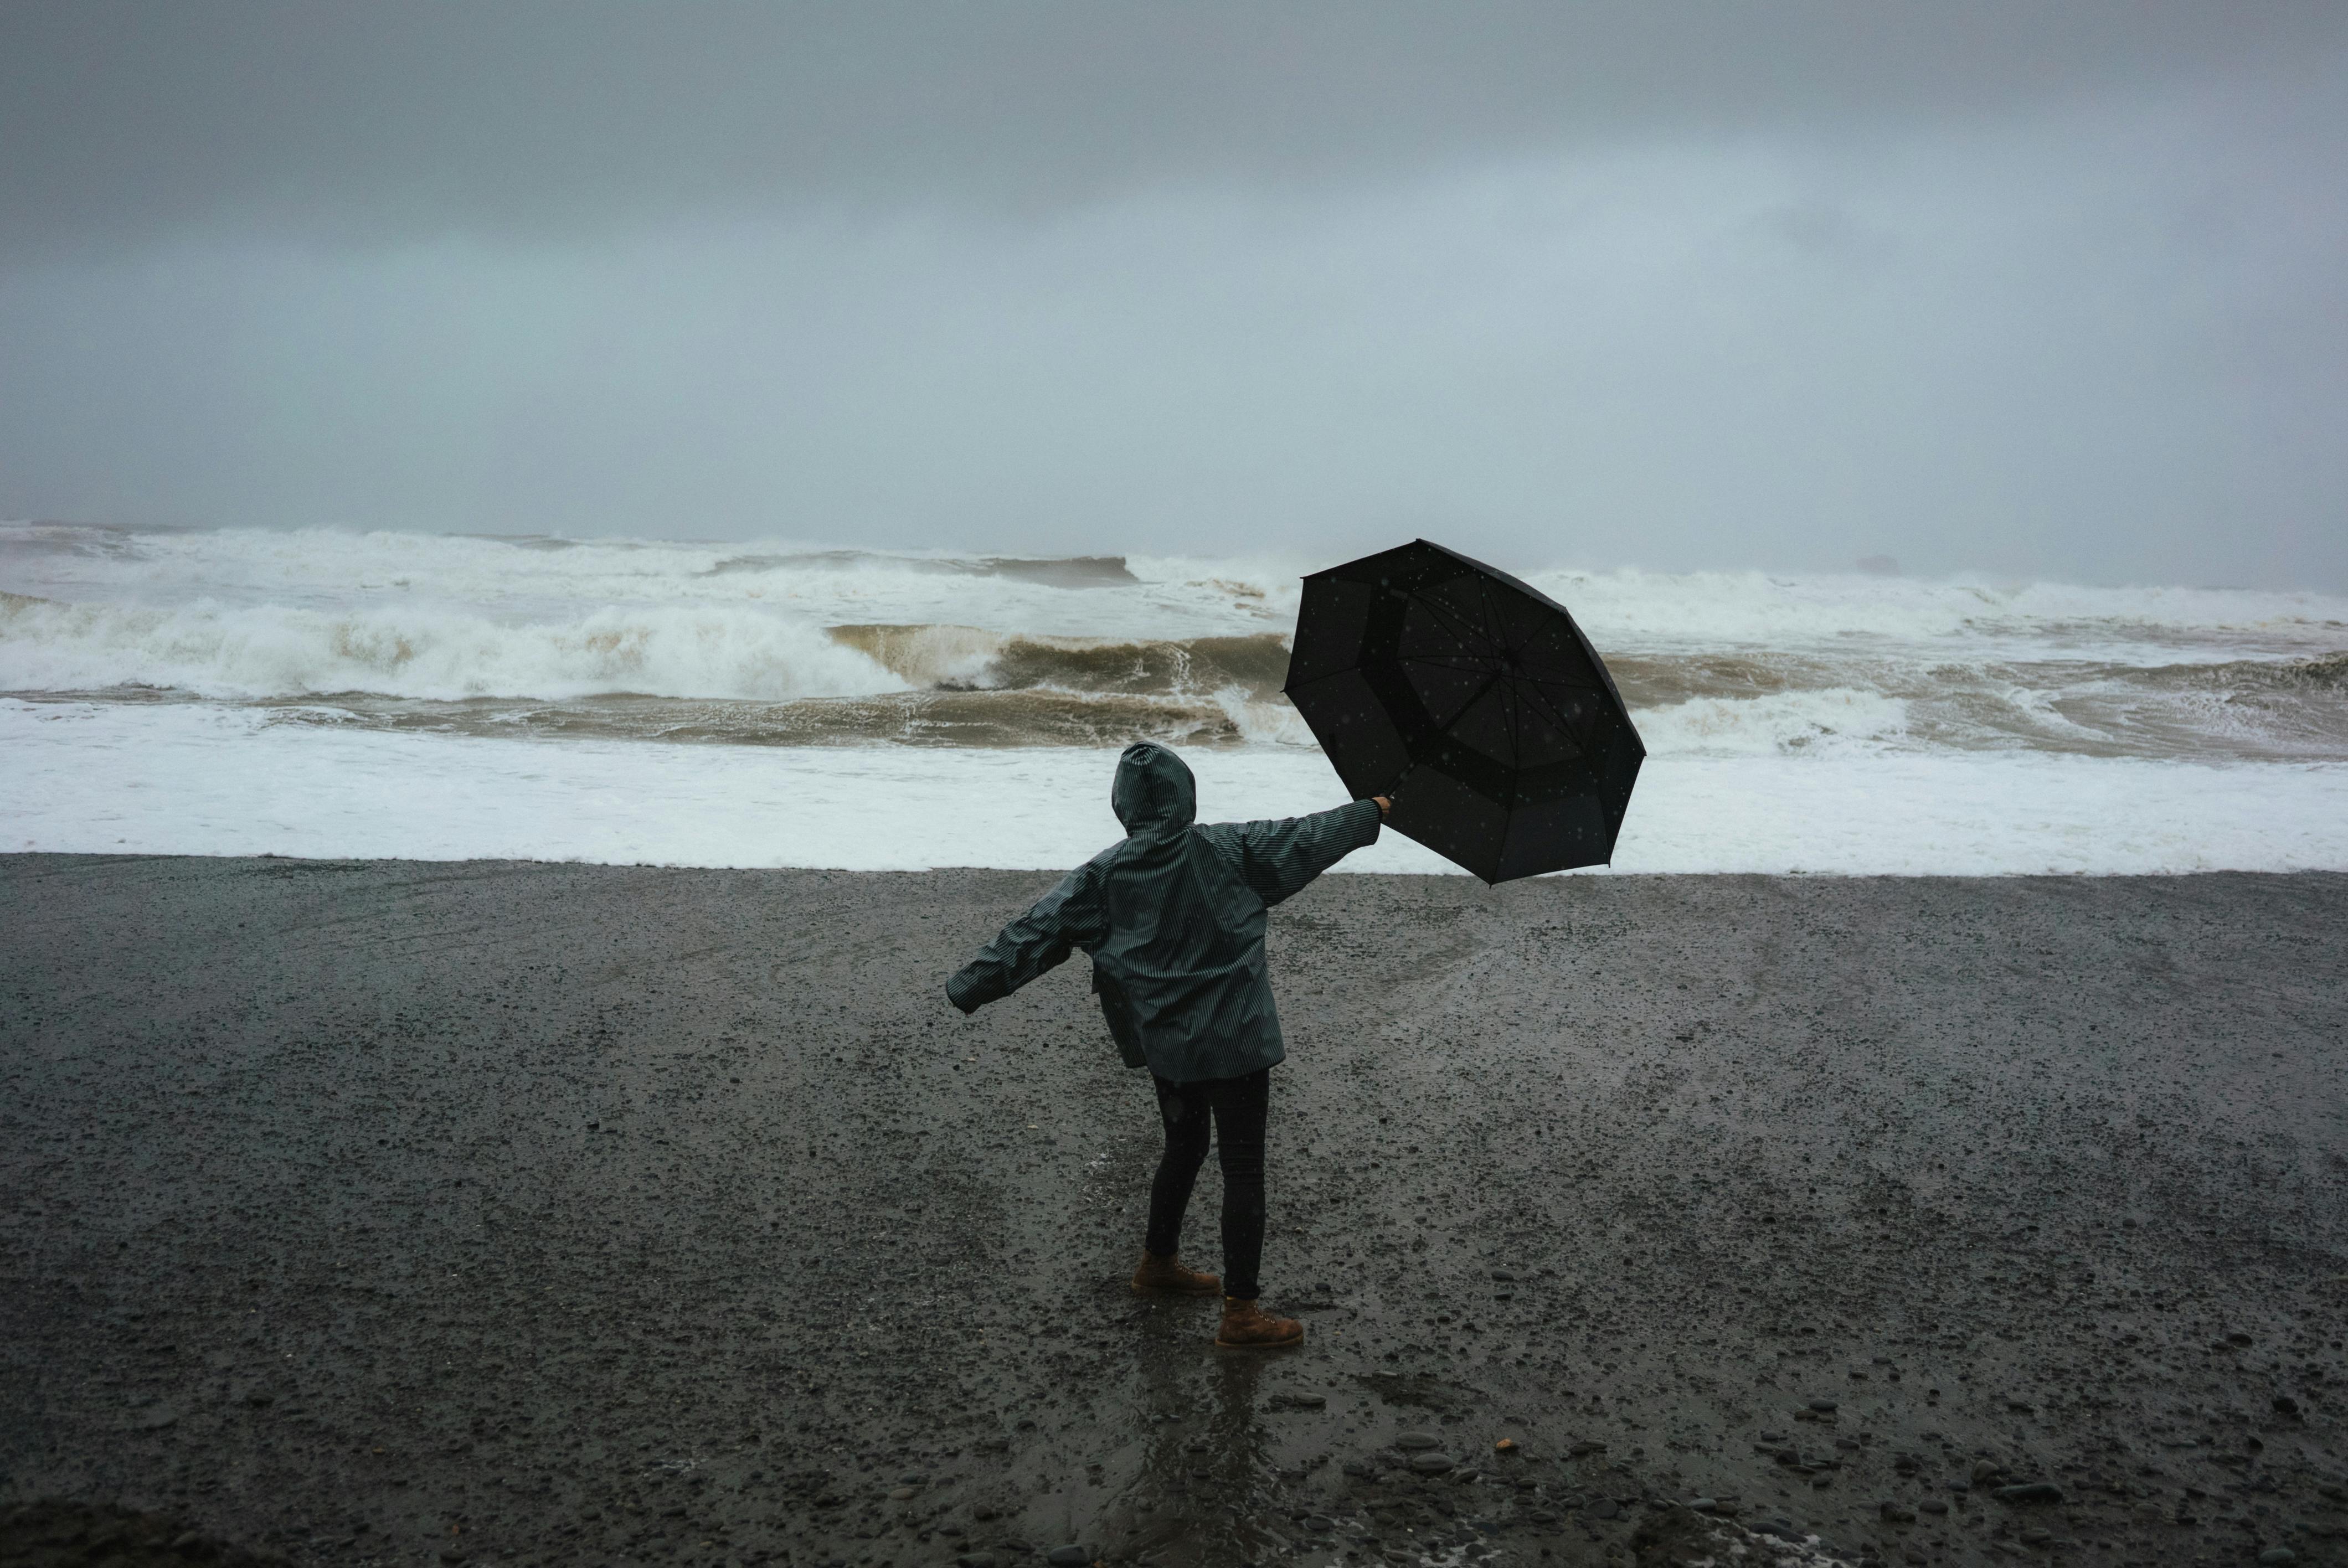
left=4, top=0, right=2342, bottom=255
left=2, top=3, right=2344, bottom=587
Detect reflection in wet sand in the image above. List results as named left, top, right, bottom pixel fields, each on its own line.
left=1113, top=1340, right=1279, bottom=1566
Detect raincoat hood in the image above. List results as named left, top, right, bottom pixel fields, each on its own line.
left=1112, top=743, right=1197, bottom=837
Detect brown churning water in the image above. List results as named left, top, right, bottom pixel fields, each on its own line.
left=2, top=525, right=2346, bottom=762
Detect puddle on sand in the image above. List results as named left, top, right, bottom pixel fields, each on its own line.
left=989, top=1303, right=1734, bottom=1568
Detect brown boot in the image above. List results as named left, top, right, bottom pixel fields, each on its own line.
left=1214, top=1297, right=1304, bottom=1349
left=1131, top=1251, right=1221, bottom=1297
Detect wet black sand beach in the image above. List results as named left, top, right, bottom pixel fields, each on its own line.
left=3, top=857, right=2345, bottom=1568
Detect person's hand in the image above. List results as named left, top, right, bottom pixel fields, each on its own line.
left=1372, top=795, right=1392, bottom=819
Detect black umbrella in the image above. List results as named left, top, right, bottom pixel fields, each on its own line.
left=1281, top=539, right=1645, bottom=883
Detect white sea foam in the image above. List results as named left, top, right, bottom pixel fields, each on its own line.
left=7, top=699, right=2345, bottom=875
left=0, top=593, right=904, bottom=703
left=1515, top=565, right=2348, bottom=657
left=11, top=524, right=2345, bottom=654
left=1631, top=688, right=1913, bottom=757
left=6, top=522, right=2347, bottom=870
left=1210, top=684, right=1321, bottom=748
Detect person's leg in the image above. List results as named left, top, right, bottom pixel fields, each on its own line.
left=1208, top=1068, right=1299, bottom=1347
left=1210, top=1069, right=1271, bottom=1300
left=1143, top=1074, right=1213, bottom=1259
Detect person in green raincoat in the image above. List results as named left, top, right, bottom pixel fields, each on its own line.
left=946, top=741, right=1390, bottom=1348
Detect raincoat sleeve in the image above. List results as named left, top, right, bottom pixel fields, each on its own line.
left=1196, top=798, right=1382, bottom=908
left=945, top=858, right=1113, bottom=1014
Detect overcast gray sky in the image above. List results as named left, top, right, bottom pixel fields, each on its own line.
left=3, top=1, right=2344, bottom=586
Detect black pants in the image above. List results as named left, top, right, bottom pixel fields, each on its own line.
left=1145, top=1068, right=1269, bottom=1300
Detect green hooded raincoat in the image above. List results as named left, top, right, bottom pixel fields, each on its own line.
left=945, top=743, right=1382, bottom=1082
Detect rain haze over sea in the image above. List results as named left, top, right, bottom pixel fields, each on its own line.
left=3, top=5, right=2346, bottom=872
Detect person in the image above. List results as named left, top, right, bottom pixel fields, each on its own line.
left=945, top=741, right=1390, bottom=1349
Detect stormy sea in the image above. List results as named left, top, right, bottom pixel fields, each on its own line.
left=4, top=520, right=2346, bottom=874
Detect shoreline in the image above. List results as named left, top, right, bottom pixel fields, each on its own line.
left=4, top=857, right=2345, bottom=1568
left=12, top=703, right=2348, bottom=878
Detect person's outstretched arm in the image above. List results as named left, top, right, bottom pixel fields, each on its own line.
left=1197, top=795, right=1389, bottom=908
left=944, top=858, right=1113, bottom=1014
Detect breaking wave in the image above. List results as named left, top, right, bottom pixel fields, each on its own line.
left=0, top=591, right=906, bottom=704
left=4, top=523, right=2346, bottom=762
left=828, top=623, right=1291, bottom=695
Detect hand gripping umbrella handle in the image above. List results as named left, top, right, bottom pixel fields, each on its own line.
left=1366, top=774, right=1410, bottom=821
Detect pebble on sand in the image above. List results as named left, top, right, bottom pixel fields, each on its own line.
left=1396, top=1431, right=1440, bottom=1451
left=1046, top=1547, right=1090, bottom=1567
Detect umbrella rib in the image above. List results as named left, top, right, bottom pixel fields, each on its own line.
left=1502, top=677, right=1523, bottom=806
left=1513, top=674, right=1576, bottom=728
left=1515, top=682, right=1591, bottom=758
left=1440, top=665, right=1508, bottom=733
left=1477, top=574, right=1513, bottom=657
left=1404, top=585, right=1496, bottom=653
left=1401, top=653, right=1507, bottom=673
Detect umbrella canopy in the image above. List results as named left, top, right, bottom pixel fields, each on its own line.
left=1282, top=539, right=1644, bottom=883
